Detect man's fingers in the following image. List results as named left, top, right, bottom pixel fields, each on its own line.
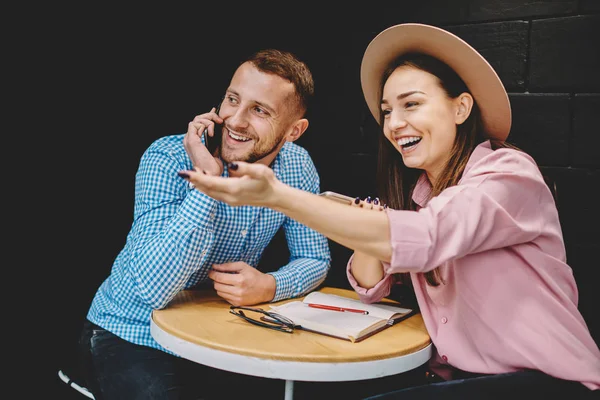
left=209, top=270, right=239, bottom=286
left=191, top=109, right=223, bottom=133
left=212, top=263, right=243, bottom=273
left=192, top=108, right=216, bottom=123
left=187, top=120, right=208, bottom=141
left=206, top=107, right=225, bottom=125
left=215, top=288, right=245, bottom=306
left=214, top=284, right=241, bottom=304
left=215, top=289, right=236, bottom=304
left=212, top=280, right=236, bottom=293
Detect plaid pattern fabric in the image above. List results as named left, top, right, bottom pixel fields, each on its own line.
left=87, top=134, right=331, bottom=351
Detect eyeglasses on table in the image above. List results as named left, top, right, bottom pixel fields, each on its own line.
left=229, top=306, right=296, bottom=333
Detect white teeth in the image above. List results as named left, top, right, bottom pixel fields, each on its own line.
left=397, top=136, right=421, bottom=146
left=228, top=131, right=251, bottom=142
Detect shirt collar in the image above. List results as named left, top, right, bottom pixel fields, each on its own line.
left=412, top=173, right=432, bottom=207
left=271, top=143, right=285, bottom=180
left=463, top=140, right=493, bottom=176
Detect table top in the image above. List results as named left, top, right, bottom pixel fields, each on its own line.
left=152, top=286, right=431, bottom=364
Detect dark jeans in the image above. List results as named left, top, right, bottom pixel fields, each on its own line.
left=365, top=369, right=594, bottom=400
left=77, top=319, right=283, bottom=400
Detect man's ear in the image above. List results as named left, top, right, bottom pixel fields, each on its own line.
left=285, top=118, right=309, bottom=142
left=455, top=93, right=474, bottom=125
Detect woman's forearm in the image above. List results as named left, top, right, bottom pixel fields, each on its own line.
left=350, top=251, right=385, bottom=288
left=270, top=182, right=393, bottom=262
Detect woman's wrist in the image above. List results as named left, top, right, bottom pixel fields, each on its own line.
left=266, top=180, right=295, bottom=210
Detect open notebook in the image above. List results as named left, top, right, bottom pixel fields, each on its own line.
left=269, top=291, right=413, bottom=342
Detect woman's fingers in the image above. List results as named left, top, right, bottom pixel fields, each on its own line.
left=226, top=161, right=269, bottom=178
left=179, top=169, right=230, bottom=197
left=177, top=162, right=274, bottom=207
left=350, top=196, right=386, bottom=211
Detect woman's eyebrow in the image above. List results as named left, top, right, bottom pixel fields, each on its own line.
left=381, top=90, right=426, bottom=105
left=397, top=90, right=426, bottom=99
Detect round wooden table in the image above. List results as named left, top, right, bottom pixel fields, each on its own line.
left=151, top=287, right=432, bottom=400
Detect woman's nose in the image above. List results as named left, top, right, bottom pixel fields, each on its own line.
left=388, top=110, right=408, bottom=130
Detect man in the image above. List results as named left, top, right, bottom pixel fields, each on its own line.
left=78, top=48, right=331, bottom=399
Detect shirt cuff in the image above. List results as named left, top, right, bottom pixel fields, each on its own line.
left=268, top=270, right=297, bottom=302
left=386, top=208, right=431, bottom=272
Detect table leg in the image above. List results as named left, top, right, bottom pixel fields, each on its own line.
left=284, top=379, right=294, bottom=400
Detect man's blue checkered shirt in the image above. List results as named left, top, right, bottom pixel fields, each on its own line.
left=87, top=134, right=331, bottom=351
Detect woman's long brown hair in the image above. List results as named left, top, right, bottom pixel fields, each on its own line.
left=376, top=52, right=510, bottom=286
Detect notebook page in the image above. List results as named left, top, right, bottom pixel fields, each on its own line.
left=302, top=292, right=411, bottom=320
left=270, top=301, right=384, bottom=340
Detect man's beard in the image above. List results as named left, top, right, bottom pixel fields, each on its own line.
left=220, top=132, right=285, bottom=164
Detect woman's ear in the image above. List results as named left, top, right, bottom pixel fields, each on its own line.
left=455, top=93, right=474, bottom=125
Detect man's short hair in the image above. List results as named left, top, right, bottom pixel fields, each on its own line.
left=244, top=49, right=314, bottom=117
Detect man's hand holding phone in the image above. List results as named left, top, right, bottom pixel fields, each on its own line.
left=183, top=103, right=224, bottom=176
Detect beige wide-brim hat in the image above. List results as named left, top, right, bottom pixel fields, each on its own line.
left=360, top=23, right=511, bottom=141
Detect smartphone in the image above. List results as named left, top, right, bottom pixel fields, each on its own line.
left=319, top=191, right=355, bottom=205
left=203, top=98, right=223, bottom=155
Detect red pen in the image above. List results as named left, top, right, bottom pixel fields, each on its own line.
left=307, top=303, right=369, bottom=315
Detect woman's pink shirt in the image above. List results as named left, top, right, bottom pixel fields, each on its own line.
left=347, top=141, right=600, bottom=390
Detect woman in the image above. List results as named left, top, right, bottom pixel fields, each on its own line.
left=179, top=24, right=599, bottom=398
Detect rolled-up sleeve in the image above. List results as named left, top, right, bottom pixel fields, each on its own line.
left=346, top=253, right=393, bottom=304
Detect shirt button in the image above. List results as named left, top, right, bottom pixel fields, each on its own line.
left=441, top=317, right=448, bottom=324
left=442, top=355, right=448, bottom=362
left=201, top=250, right=207, bottom=256
left=210, top=212, right=216, bottom=219
left=241, top=229, right=247, bottom=237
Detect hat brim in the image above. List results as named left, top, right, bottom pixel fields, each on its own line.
left=360, top=23, right=511, bottom=141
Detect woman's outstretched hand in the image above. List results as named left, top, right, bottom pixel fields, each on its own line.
left=177, top=162, right=282, bottom=208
